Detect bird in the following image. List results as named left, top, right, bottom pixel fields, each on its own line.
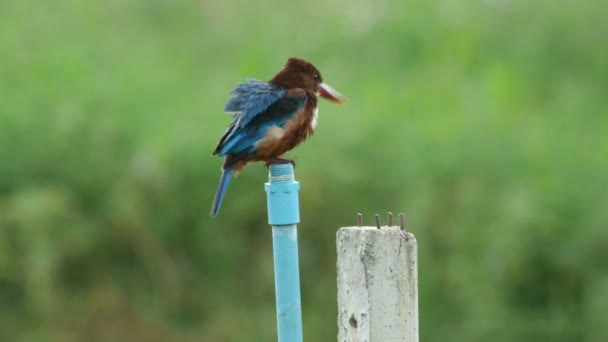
left=210, top=57, right=345, bottom=217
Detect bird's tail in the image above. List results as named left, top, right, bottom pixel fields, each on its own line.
left=210, top=167, right=234, bottom=217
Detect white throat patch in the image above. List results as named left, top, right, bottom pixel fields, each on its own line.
left=311, top=107, right=319, bottom=129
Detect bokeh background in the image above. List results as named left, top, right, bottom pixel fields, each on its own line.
left=1, top=0, right=607, bottom=341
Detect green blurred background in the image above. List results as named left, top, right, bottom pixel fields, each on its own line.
left=1, top=0, right=607, bottom=341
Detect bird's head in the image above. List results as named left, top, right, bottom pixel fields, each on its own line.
left=270, top=57, right=345, bottom=104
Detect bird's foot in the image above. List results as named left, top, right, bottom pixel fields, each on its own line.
left=265, top=158, right=296, bottom=168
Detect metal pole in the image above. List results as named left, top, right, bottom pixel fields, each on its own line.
left=265, top=164, right=303, bottom=342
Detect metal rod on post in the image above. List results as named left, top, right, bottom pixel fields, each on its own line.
left=265, top=164, right=303, bottom=342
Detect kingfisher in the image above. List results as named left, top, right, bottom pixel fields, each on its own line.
left=210, top=57, right=345, bottom=217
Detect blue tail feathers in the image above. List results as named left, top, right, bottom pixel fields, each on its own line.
left=210, top=168, right=233, bottom=217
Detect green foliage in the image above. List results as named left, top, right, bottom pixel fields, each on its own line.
left=1, top=0, right=607, bottom=340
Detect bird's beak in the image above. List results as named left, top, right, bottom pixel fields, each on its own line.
left=319, top=83, right=345, bottom=104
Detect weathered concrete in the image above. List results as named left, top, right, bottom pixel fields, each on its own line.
left=337, top=227, right=418, bottom=342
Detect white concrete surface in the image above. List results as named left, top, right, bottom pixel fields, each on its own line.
left=337, top=227, right=418, bottom=342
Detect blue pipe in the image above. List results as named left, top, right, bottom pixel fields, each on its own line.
left=265, top=164, right=303, bottom=342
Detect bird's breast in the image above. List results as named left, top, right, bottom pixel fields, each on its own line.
left=254, top=105, right=316, bottom=158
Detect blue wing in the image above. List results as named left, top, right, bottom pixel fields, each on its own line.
left=213, top=81, right=306, bottom=168
left=224, top=78, right=287, bottom=128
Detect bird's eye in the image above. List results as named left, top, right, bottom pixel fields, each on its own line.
left=314, top=73, right=320, bottom=82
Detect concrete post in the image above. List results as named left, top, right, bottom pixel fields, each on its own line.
left=337, top=226, right=418, bottom=342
